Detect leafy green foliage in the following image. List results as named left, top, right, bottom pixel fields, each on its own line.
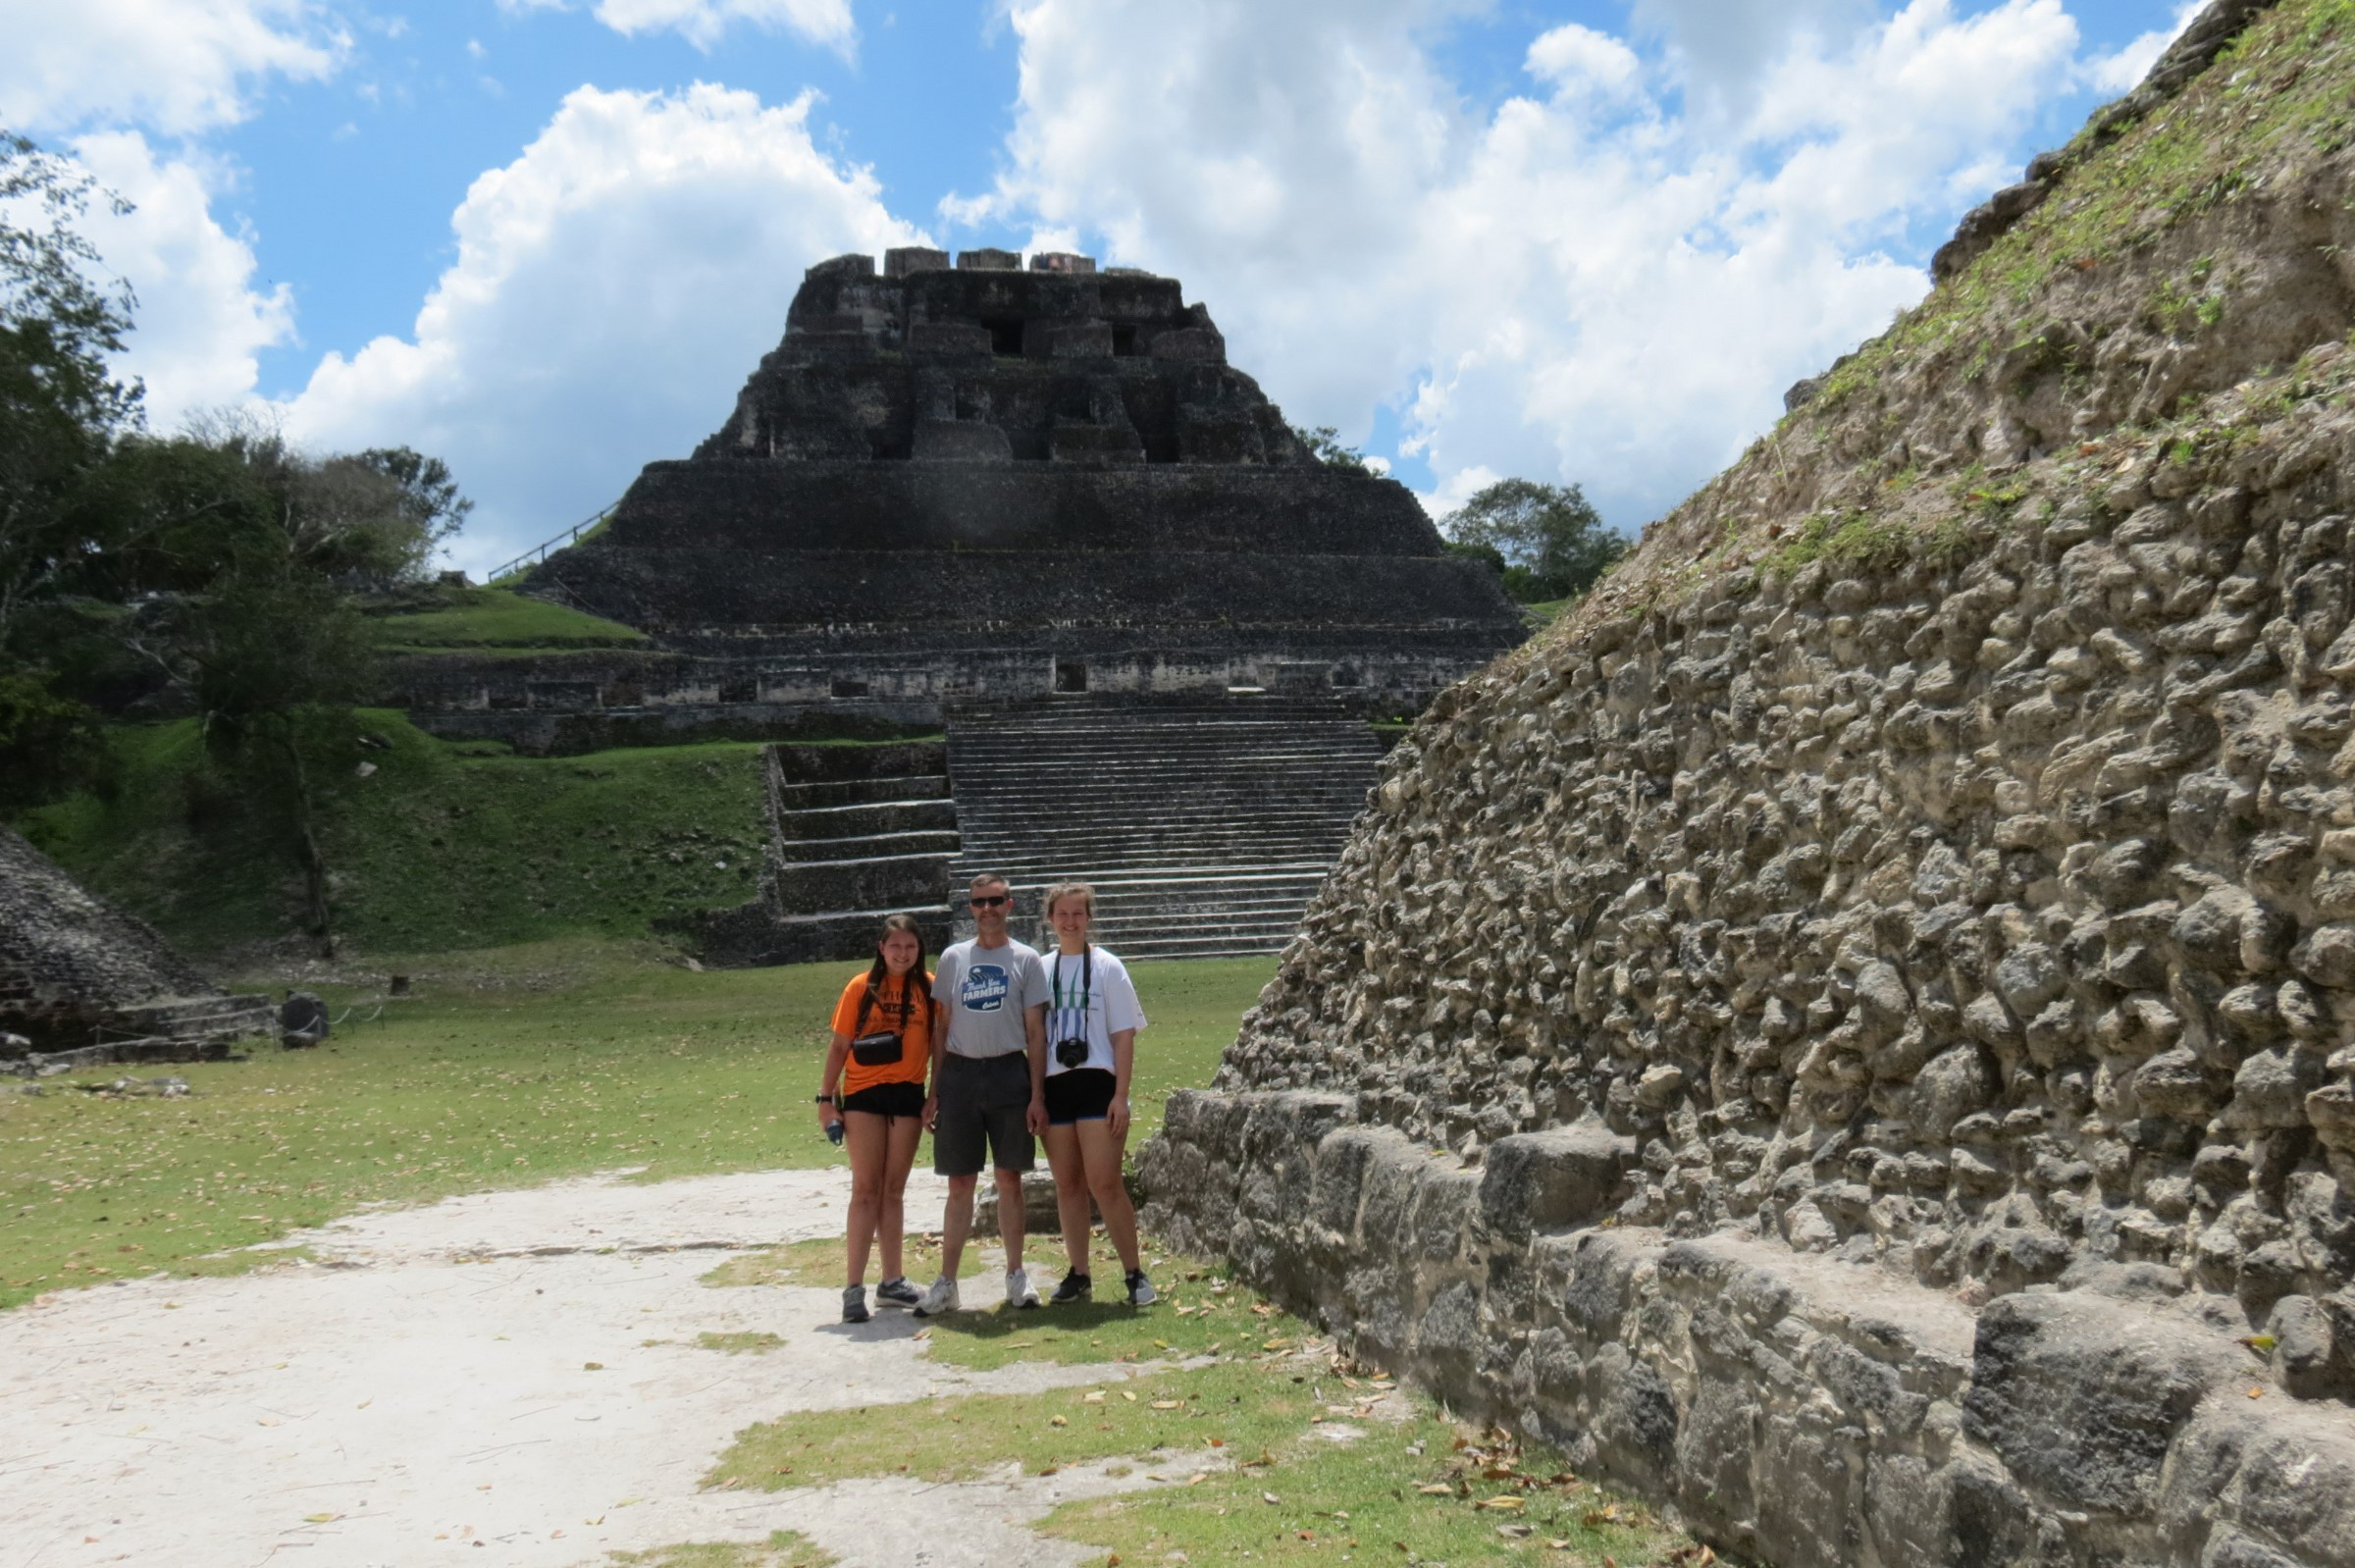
left=0, top=661, right=104, bottom=811
left=0, top=131, right=141, bottom=639
left=1440, top=479, right=1626, bottom=603
left=1289, top=424, right=1374, bottom=475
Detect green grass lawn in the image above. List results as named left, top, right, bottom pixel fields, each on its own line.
left=0, top=943, right=1274, bottom=1311
left=367, top=586, right=649, bottom=652
left=18, top=712, right=769, bottom=957
left=706, top=1258, right=1684, bottom=1566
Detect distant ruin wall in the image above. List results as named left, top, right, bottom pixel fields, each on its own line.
left=0, top=827, right=229, bottom=1050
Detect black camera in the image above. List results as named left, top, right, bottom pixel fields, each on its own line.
left=1055, top=1036, right=1090, bottom=1068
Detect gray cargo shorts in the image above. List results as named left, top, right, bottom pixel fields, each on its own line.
left=932, top=1051, right=1036, bottom=1176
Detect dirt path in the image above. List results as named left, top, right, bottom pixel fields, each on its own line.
left=0, top=1169, right=1207, bottom=1568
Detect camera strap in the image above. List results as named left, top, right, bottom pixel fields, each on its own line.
left=1050, top=946, right=1093, bottom=1046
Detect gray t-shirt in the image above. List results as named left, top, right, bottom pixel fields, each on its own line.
left=932, top=937, right=1049, bottom=1059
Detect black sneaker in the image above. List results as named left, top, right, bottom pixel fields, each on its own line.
left=1050, top=1271, right=1092, bottom=1304
left=1124, top=1269, right=1157, bottom=1306
left=841, top=1283, right=869, bottom=1324
left=873, top=1276, right=922, bottom=1309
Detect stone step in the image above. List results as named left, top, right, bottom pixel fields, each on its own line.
left=766, top=851, right=955, bottom=913
left=110, top=994, right=276, bottom=1042
left=777, top=799, right=960, bottom=839
left=950, top=742, right=1377, bottom=765
left=954, top=820, right=1355, bottom=847
left=756, top=905, right=960, bottom=967
left=772, top=828, right=964, bottom=860
left=772, top=773, right=951, bottom=808
left=937, top=693, right=1375, bottom=955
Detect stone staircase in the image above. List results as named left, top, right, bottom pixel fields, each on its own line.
left=944, top=695, right=1381, bottom=961
left=751, top=741, right=960, bottom=964
left=109, top=993, right=275, bottom=1045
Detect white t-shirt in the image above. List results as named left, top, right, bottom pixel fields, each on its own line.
left=1039, top=945, right=1146, bottom=1076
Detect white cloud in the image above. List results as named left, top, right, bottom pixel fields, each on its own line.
left=0, top=0, right=344, bottom=137
left=1526, top=25, right=1645, bottom=102
left=956, top=0, right=2082, bottom=534
left=2084, top=0, right=2203, bottom=94
left=60, top=132, right=295, bottom=428
left=499, top=0, right=858, bottom=52
left=280, top=82, right=922, bottom=574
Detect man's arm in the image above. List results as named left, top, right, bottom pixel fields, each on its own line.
left=1023, top=1000, right=1049, bottom=1134
left=924, top=1001, right=950, bottom=1130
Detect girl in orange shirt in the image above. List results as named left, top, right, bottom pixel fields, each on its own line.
left=817, top=914, right=935, bottom=1323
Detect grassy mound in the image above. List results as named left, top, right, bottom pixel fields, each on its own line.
left=17, top=711, right=766, bottom=958
left=366, top=585, right=649, bottom=653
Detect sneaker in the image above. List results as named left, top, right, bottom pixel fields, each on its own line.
left=874, top=1276, right=922, bottom=1309
left=841, top=1283, right=869, bottom=1324
left=911, top=1276, right=960, bottom=1318
left=1124, top=1269, right=1157, bottom=1307
left=1006, top=1266, right=1042, bottom=1310
left=1050, top=1271, right=1092, bottom=1305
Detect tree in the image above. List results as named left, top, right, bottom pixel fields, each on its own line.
left=1440, top=478, right=1625, bottom=603
left=182, top=576, right=378, bottom=956
left=1290, top=423, right=1374, bottom=475
left=0, top=131, right=141, bottom=641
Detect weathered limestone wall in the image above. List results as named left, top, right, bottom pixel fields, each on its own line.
left=1143, top=1089, right=2355, bottom=1567
left=1225, top=430, right=2355, bottom=1322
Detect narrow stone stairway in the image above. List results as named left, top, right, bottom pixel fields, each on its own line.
left=944, top=694, right=1382, bottom=961
left=752, top=741, right=960, bottom=963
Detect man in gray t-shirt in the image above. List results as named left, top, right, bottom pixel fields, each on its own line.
left=934, top=937, right=1048, bottom=1060
left=914, top=873, right=1050, bottom=1317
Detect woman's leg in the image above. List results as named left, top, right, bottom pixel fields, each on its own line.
left=876, top=1113, right=924, bottom=1280
left=1042, top=1123, right=1093, bottom=1275
left=843, top=1112, right=889, bottom=1284
left=1073, top=1118, right=1141, bottom=1274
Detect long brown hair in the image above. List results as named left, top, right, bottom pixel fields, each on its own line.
left=853, top=913, right=935, bottom=1035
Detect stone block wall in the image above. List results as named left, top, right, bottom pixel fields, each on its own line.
left=1144, top=1088, right=2355, bottom=1567
left=1225, top=392, right=2355, bottom=1333
left=0, top=827, right=256, bottom=1050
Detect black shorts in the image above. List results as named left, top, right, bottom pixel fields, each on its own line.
left=841, top=1080, right=925, bottom=1121
left=1044, top=1068, right=1117, bottom=1125
left=932, top=1053, right=1036, bottom=1176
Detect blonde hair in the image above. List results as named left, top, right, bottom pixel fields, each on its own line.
left=1041, top=882, right=1095, bottom=922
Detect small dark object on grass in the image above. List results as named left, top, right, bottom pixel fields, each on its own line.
left=389, top=974, right=411, bottom=997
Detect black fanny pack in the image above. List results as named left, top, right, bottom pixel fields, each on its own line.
left=850, top=1029, right=903, bottom=1067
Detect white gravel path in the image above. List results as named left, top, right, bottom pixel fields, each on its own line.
left=0, top=1168, right=1212, bottom=1568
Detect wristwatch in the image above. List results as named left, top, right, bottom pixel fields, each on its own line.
left=813, top=1093, right=835, bottom=1104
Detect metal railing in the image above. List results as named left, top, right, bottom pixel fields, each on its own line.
left=486, top=501, right=618, bottom=583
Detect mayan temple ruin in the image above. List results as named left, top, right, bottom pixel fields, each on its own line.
left=407, top=249, right=1524, bottom=961
left=1142, top=2, right=2355, bottom=1563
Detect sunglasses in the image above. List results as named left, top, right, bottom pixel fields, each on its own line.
left=968, top=894, right=1010, bottom=909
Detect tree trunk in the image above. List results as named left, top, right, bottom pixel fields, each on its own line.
left=278, top=733, right=337, bottom=959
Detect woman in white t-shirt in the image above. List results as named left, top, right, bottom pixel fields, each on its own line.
left=1036, top=882, right=1156, bottom=1307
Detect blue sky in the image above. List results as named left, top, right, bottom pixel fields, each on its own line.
left=9, top=0, right=2201, bottom=572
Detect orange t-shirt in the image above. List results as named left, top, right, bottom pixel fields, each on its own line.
left=829, top=970, right=934, bottom=1095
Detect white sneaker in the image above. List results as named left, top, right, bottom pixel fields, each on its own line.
left=1005, top=1266, right=1042, bottom=1310
left=912, top=1276, right=960, bottom=1318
